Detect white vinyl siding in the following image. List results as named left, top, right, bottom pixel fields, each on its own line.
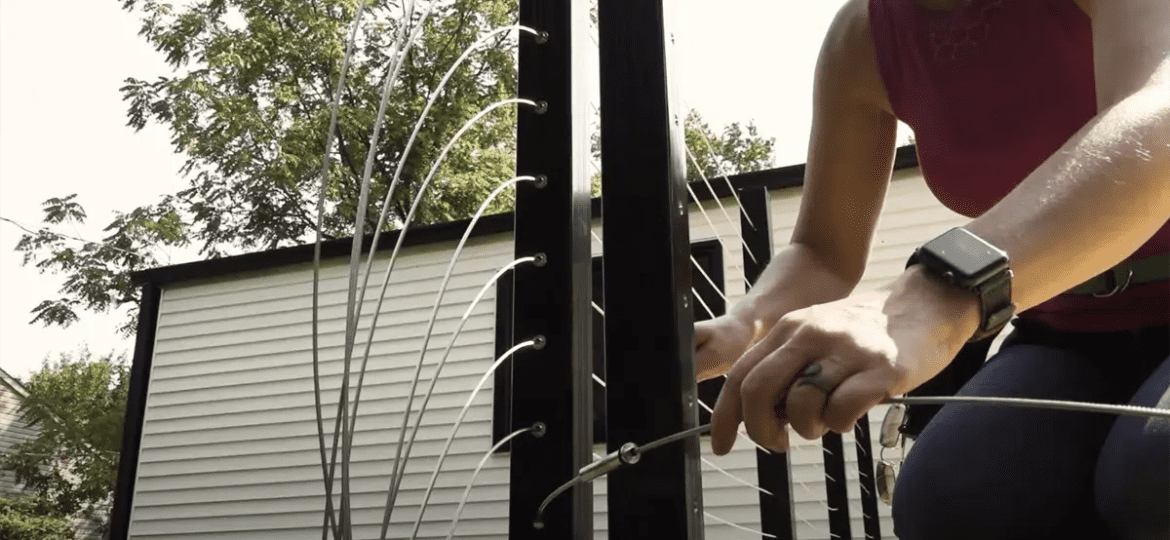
left=0, top=380, right=36, bottom=496
left=128, top=170, right=971, bottom=539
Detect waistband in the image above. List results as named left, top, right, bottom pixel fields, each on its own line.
left=1064, top=253, right=1169, bottom=297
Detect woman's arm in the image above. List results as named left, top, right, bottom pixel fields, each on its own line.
left=906, top=0, right=1170, bottom=324
left=731, top=0, right=898, bottom=329
left=711, top=0, right=1170, bottom=455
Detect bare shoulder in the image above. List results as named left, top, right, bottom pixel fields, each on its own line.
left=819, top=0, right=895, bottom=116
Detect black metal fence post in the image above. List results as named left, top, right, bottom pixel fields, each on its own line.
left=597, top=0, right=705, bottom=538
left=508, top=0, right=594, bottom=538
left=738, top=186, right=799, bottom=540
left=854, top=416, right=882, bottom=539
left=824, top=433, right=852, bottom=538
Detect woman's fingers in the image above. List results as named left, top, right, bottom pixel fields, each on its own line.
left=694, top=320, right=713, bottom=350
left=710, top=322, right=784, bottom=454
left=721, top=348, right=897, bottom=451
left=739, top=347, right=822, bottom=451
left=820, top=368, right=898, bottom=434
left=784, top=355, right=861, bottom=440
left=711, top=319, right=803, bottom=455
left=712, top=308, right=905, bottom=454
left=710, top=347, right=761, bottom=456
left=694, top=320, right=733, bottom=382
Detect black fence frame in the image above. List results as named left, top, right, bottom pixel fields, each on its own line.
left=595, top=0, right=706, bottom=538
left=507, top=0, right=594, bottom=538
left=507, top=0, right=893, bottom=537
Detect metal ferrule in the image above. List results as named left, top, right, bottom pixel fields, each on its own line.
left=578, top=443, right=639, bottom=483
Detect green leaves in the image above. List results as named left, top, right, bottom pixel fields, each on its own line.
left=0, top=494, right=74, bottom=540
left=684, top=110, right=776, bottom=182
left=17, top=0, right=775, bottom=337
left=40, top=195, right=87, bottom=225
left=589, top=108, right=777, bottom=186
left=0, top=349, right=128, bottom=535
left=15, top=195, right=185, bottom=334
left=115, top=0, right=521, bottom=244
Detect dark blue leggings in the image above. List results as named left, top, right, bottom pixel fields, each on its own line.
left=893, top=319, right=1170, bottom=540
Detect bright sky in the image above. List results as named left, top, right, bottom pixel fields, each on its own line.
left=0, top=1, right=912, bottom=381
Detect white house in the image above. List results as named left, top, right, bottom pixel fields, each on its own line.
left=1, top=366, right=107, bottom=540
left=0, top=366, right=36, bottom=497
left=110, top=148, right=996, bottom=540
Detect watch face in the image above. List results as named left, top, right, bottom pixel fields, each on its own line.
left=922, top=228, right=1007, bottom=281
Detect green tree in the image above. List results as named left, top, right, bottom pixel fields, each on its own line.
left=0, top=349, right=129, bottom=537
left=0, top=494, right=75, bottom=540
left=17, top=0, right=519, bottom=334
left=588, top=109, right=776, bottom=186
left=15, top=0, right=776, bottom=337
left=683, top=110, right=775, bottom=182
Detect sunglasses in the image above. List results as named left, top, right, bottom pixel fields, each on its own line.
left=876, top=403, right=907, bottom=506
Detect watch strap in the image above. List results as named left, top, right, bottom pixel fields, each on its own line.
left=971, top=269, right=1014, bottom=342
left=906, top=247, right=1015, bottom=343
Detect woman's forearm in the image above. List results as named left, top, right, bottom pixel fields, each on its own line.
left=728, top=242, right=859, bottom=329
left=963, top=80, right=1170, bottom=313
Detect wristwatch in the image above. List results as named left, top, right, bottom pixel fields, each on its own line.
left=905, top=227, right=1015, bottom=342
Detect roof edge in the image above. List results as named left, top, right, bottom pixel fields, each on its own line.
left=131, top=145, right=918, bottom=287
left=0, top=366, right=29, bottom=400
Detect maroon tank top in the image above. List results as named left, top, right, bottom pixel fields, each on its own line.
left=868, top=0, right=1169, bottom=332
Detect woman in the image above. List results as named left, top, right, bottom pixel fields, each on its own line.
left=699, top=0, right=1170, bottom=538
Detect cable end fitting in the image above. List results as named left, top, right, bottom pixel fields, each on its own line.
left=619, top=442, right=640, bottom=465
left=535, top=31, right=549, bottom=44
left=578, top=442, right=640, bottom=484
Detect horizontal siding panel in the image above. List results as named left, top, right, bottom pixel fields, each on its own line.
left=146, top=342, right=496, bottom=395
left=152, top=307, right=496, bottom=357
left=146, top=332, right=493, bottom=383
left=0, top=424, right=36, bottom=441
left=146, top=336, right=494, bottom=383
left=145, top=327, right=495, bottom=378
left=160, top=236, right=513, bottom=303
left=129, top=509, right=510, bottom=539
left=138, top=411, right=494, bottom=451
left=132, top=485, right=512, bottom=521
left=133, top=458, right=513, bottom=495
left=143, top=355, right=497, bottom=411
left=0, top=388, right=35, bottom=495
left=129, top=171, right=947, bottom=539
left=138, top=391, right=495, bottom=440
left=144, top=367, right=496, bottom=422
left=133, top=462, right=512, bottom=505
left=155, top=289, right=496, bottom=347
left=157, top=269, right=504, bottom=331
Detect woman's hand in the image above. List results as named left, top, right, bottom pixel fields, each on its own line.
left=694, top=314, right=764, bottom=382
left=709, top=267, right=980, bottom=455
